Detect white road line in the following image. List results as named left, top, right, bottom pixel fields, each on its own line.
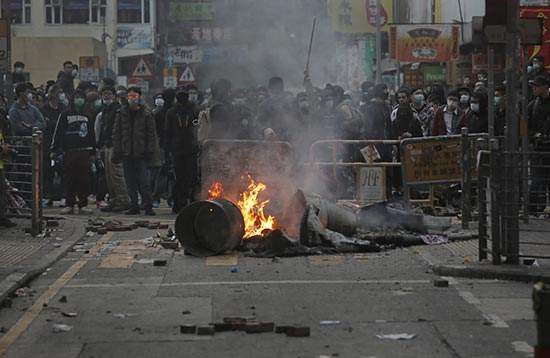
left=64, top=279, right=432, bottom=289
left=482, top=313, right=510, bottom=328
left=458, top=291, right=481, bottom=305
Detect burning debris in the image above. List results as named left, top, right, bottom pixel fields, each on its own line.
left=176, top=175, right=455, bottom=258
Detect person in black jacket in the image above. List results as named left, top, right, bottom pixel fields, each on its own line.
left=56, top=61, right=76, bottom=97
left=50, top=90, right=96, bottom=215
left=164, top=86, right=199, bottom=213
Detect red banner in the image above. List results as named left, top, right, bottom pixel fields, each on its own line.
left=520, top=7, right=550, bottom=70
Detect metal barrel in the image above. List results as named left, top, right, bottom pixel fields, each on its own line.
left=175, top=199, right=245, bottom=257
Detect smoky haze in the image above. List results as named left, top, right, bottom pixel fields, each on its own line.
left=203, top=0, right=340, bottom=89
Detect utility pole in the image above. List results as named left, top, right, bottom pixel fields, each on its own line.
left=375, top=0, right=382, bottom=84
left=504, top=0, right=520, bottom=264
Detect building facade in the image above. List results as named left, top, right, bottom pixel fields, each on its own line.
left=1, top=0, right=156, bottom=86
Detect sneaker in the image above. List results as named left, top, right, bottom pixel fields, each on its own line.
left=144, top=209, right=156, bottom=216
left=78, top=207, right=93, bottom=215
left=125, top=207, right=140, bottom=215
left=0, top=218, right=16, bottom=228
left=60, top=206, right=75, bottom=215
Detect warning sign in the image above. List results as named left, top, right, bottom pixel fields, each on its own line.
left=132, top=58, right=153, bottom=78
left=179, top=66, right=195, bottom=83
left=163, top=68, right=178, bottom=88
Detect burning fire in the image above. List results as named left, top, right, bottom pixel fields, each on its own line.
left=208, top=182, right=224, bottom=200
left=207, top=176, right=276, bottom=238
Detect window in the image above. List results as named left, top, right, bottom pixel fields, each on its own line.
left=90, top=0, right=107, bottom=24
left=63, top=0, right=89, bottom=24
left=118, top=0, right=150, bottom=24
left=45, top=0, right=62, bottom=24
left=7, top=0, right=31, bottom=24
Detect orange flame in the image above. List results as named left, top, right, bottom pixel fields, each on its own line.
left=206, top=177, right=276, bottom=238
left=237, top=176, right=276, bottom=238
left=208, top=182, right=224, bottom=200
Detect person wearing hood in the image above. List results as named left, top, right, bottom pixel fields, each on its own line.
left=12, top=62, right=26, bottom=85
left=164, top=86, right=200, bottom=213
left=50, top=90, right=96, bottom=215
left=458, top=91, right=488, bottom=134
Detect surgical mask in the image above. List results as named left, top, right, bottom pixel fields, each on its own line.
left=27, top=93, right=34, bottom=101
left=15, top=67, right=23, bottom=74
left=155, top=98, right=165, bottom=107
left=59, top=93, right=68, bottom=106
left=74, top=98, right=86, bottom=110
left=533, top=62, right=541, bottom=70
left=528, top=65, right=534, bottom=73
left=94, top=99, right=102, bottom=109
left=188, top=93, right=198, bottom=103
left=470, top=103, right=480, bottom=112
left=103, top=98, right=113, bottom=106
left=460, top=94, right=470, bottom=104
left=413, top=94, right=425, bottom=103
left=494, top=96, right=502, bottom=106
left=71, top=69, right=78, bottom=77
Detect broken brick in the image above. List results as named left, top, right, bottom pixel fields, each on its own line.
left=180, top=325, right=196, bottom=334
left=197, top=325, right=215, bottom=335
left=434, top=279, right=449, bottom=288
left=285, top=326, right=310, bottom=337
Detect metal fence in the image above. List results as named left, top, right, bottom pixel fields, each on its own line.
left=478, top=139, right=550, bottom=264
left=4, top=129, right=43, bottom=235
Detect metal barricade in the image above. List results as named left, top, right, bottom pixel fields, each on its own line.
left=4, top=129, right=43, bottom=235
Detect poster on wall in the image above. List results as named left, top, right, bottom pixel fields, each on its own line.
left=327, top=0, right=393, bottom=34
left=117, top=25, right=153, bottom=50
left=389, top=24, right=460, bottom=63
left=520, top=7, right=550, bottom=70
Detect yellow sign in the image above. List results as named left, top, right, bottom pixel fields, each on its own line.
left=327, top=0, right=393, bottom=34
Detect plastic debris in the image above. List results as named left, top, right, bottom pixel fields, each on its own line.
left=61, top=312, right=77, bottom=318
left=86, top=231, right=95, bottom=237
left=52, top=324, right=73, bottom=333
left=320, top=321, right=341, bottom=325
left=376, top=333, right=416, bottom=340
left=420, top=234, right=448, bottom=245
left=14, top=288, right=28, bottom=297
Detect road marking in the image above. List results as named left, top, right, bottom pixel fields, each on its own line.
left=482, top=313, right=509, bottom=328
left=99, top=239, right=145, bottom=269
left=458, top=291, right=481, bottom=305
left=457, top=289, right=510, bottom=329
left=512, top=341, right=534, bottom=357
left=64, top=279, right=432, bottom=289
left=0, top=233, right=112, bottom=356
left=205, top=253, right=238, bottom=266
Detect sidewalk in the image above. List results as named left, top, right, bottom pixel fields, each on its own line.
left=0, top=214, right=86, bottom=303
left=415, top=236, right=550, bottom=283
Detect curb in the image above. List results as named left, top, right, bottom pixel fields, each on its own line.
left=432, top=264, right=550, bottom=284
left=0, top=217, right=86, bottom=304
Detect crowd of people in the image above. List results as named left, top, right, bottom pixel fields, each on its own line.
left=1, top=55, right=550, bottom=228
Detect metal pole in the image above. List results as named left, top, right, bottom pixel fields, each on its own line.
left=488, top=45, right=495, bottom=138
left=375, top=0, right=382, bottom=84
left=504, top=0, right=520, bottom=264
left=522, top=47, right=530, bottom=223
left=490, top=138, right=501, bottom=264
left=31, top=129, right=41, bottom=236
left=461, top=127, right=471, bottom=229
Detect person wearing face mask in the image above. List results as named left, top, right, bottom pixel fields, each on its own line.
left=458, top=88, right=471, bottom=111
left=257, top=77, right=295, bottom=141
left=204, top=79, right=245, bottom=139
left=410, top=89, right=433, bottom=137
left=8, top=83, right=46, bottom=136
left=56, top=61, right=76, bottom=96
left=458, top=91, right=488, bottom=134
left=12, top=62, right=26, bottom=85
left=112, top=87, right=157, bottom=216
left=50, top=90, right=96, bottom=215
left=431, top=90, right=462, bottom=136
left=96, top=86, right=129, bottom=213
left=164, top=87, right=200, bottom=213
left=40, top=85, right=67, bottom=203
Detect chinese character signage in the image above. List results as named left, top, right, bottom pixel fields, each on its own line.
left=327, top=0, right=393, bottom=34
left=169, top=1, right=214, bottom=21
left=390, top=24, right=460, bottom=63
left=167, top=46, right=203, bottom=64
left=117, top=25, right=153, bottom=50
left=520, top=7, right=550, bottom=70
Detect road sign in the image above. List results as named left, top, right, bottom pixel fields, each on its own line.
left=132, top=57, right=153, bottom=78
left=0, top=19, right=10, bottom=73
left=163, top=68, right=178, bottom=88
left=79, top=56, right=101, bottom=82
left=179, top=66, right=195, bottom=83
left=128, top=77, right=149, bottom=93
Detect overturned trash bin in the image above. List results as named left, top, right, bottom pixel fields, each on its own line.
left=176, top=199, right=245, bottom=257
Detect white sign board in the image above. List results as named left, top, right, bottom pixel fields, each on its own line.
left=167, top=46, right=203, bottom=64
left=356, top=167, right=387, bottom=205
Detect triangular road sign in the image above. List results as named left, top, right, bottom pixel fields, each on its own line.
left=179, top=67, right=195, bottom=82
left=132, top=58, right=153, bottom=77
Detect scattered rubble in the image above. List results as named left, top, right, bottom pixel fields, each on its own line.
left=58, top=296, right=67, bottom=303
left=86, top=218, right=172, bottom=234
left=197, top=325, right=215, bottom=335
left=52, top=324, right=73, bottom=333
left=376, top=333, right=417, bottom=340
left=180, top=325, right=197, bottom=334
left=61, top=312, right=77, bottom=318
left=434, top=279, right=449, bottom=288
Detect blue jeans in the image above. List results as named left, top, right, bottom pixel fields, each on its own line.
left=122, top=158, right=152, bottom=211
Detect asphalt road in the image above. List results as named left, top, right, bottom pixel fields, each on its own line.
left=0, top=224, right=538, bottom=358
